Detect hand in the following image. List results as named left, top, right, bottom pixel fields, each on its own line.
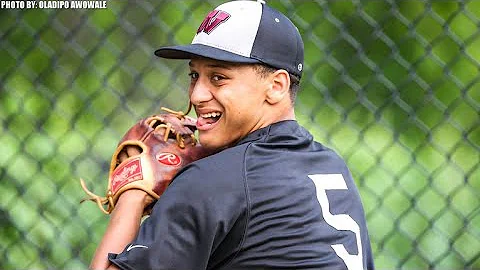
left=116, top=189, right=155, bottom=211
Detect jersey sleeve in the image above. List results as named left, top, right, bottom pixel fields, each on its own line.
left=108, top=157, right=248, bottom=270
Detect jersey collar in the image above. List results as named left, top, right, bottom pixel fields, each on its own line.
left=235, top=120, right=312, bottom=146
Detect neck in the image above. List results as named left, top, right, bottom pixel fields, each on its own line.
left=261, top=105, right=296, bottom=128
left=280, top=107, right=296, bottom=121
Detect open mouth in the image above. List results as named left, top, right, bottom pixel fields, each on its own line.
left=197, top=111, right=222, bottom=128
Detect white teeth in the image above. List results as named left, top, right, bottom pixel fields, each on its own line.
left=200, top=112, right=222, bottom=118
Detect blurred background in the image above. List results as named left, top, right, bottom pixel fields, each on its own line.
left=1, top=0, right=479, bottom=269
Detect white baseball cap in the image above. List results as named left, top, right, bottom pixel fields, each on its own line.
left=155, top=0, right=304, bottom=78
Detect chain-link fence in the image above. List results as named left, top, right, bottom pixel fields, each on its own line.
left=1, top=0, right=479, bottom=269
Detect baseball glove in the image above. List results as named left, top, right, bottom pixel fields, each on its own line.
left=80, top=106, right=211, bottom=215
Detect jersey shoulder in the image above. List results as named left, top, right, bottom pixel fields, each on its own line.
left=172, top=142, right=250, bottom=190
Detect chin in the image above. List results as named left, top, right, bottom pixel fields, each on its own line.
left=198, top=136, right=216, bottom=149
left=198, top=136, right=228, bottom=152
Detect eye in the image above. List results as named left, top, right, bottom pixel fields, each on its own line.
left=188, top=72, right=199, bottom=80
left=211, top=74, right=225, bottom=82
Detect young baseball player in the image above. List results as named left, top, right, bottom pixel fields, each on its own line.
left=91, top=1, right=375, bottom=269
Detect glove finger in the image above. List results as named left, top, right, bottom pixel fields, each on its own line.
left=173, top=121, right=195, bottom=135
left=173, top=126, right=190, bottom=136
left=182, top=116, right=197, bottom=127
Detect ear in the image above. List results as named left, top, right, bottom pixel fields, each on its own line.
left=265, top=69, right=290, bottom=105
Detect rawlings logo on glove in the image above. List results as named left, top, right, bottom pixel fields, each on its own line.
left=156, top=152, right=181, bottom=166
left=111, top=158, right=143, bottom=193
left=80, top=106, right=212, bottom=215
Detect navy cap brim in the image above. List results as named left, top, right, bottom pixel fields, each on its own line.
left=154, top=44, right=261, bottom=64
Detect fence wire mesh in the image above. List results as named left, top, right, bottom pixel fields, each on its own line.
left=0, top=0, right=479, bottom=269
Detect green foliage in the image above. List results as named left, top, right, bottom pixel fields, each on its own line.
left=0, top=1, right=478, bottom=269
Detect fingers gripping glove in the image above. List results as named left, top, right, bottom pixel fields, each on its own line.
left=80, top=107, right=211, bottom=215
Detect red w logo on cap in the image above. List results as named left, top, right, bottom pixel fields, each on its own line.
left=197, top=10, right=230, bottom=35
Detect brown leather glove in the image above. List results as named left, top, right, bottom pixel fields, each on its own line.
left=80, top=107, right=212, bottom=215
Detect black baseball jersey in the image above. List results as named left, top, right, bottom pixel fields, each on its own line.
left=109, top=120, right=375, bottom=270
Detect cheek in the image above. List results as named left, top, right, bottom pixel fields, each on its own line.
left=223, top=84, right=264, bottom=107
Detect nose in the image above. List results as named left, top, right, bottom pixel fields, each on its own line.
left=189, top=77, right=213, bottom=106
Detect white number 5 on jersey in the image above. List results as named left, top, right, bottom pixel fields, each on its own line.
left=308, top=174, right=364, bottom=270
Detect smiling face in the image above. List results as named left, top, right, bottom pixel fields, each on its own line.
left=188, top=57, right=293, bottom=150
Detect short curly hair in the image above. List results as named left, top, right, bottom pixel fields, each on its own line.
left=253, top=64, right=301, bottom=105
